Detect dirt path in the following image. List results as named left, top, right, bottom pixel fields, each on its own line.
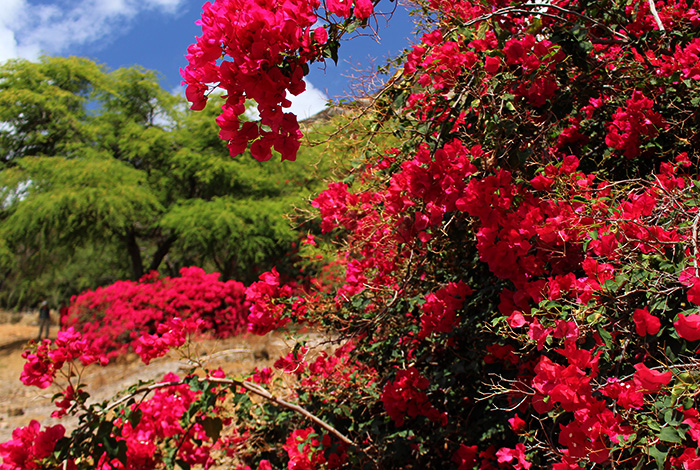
left=0, top=319, right=48, bottom=442
left=0, top=318, right=319, bottom=444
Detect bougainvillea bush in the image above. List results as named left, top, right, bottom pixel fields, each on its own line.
left=4, top=0, right=700, bottom=468
left=64, top=266, right=249, bottom=360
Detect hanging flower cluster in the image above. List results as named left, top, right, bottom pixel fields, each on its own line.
left=181, top=0, right=373, bottom=162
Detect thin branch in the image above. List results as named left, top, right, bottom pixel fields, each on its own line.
left=462, top=3, right=630, bottom=42
left=102, top=376, right=357, bottom=447
left=214, top=377, right=357, bottom=446
left=647, top=0, right=666, bottom=32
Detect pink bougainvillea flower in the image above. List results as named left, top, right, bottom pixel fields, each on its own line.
left=508, top=414, right=527, bottom=433
left=679, top=267, right=699, bottom=287
left=675, top=313, right=700, bottom=341
left=353, top=0, right=374, bottom=19
left=283, top=428, right=325, bottom=470
left=327, top=0, right=352, bottom=17
left=274, top=347, right=308, bottom=375
left=20, top=342, right=56, bottom=389
left=507, top=311, right=527, bottom=328
left=632, top=308, right=660, bottom=336
left=496, top=443, right=531, bottom=469
left=633, top=363, right=672, bottom=393
left=313, top=27, right=328, bottom=44
left=0, top=420, right=65, bottom=469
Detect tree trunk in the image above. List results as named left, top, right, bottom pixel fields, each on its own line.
left=221, top=255, right=236, bottom=281
left=124, top=230, right=144, bottom=280
left=147, top=234, right=177, bottom=274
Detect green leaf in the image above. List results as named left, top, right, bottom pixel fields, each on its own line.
left=129, top=408, right=142, bottom=428
left=648, top=445, right=667, bottom=470
left=663, top=409, right=681, bottom=426
left=647, top=420, right=661, bottom=432
left=96, top=421, right=112, bottom=440
left=657, top=426, right=681, bottom=443
left=597, top=326, right=613, bottom=348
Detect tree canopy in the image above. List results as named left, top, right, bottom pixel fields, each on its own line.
left=0, top=57, right=336, bottom=308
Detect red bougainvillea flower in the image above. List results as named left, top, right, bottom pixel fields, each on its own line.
left=682, top=408, right=700, bottom=445
left=419, top=281, right=471, bottom=338
left=679, top=269, right=700, bottom=305
left=381, top=367, right=447, bottom=426
left=602, top=378, right=644, bottom=410
left=484, top=55, right=501, bottom=74
left=452, top=444, right=479, bottom=470
left=604, top=91, right=666, bottom=159
left=558, top=421, right=589, bottom=460
left=633, top=363, right=672, bottom=393
left=0, top=420, right=65, bottom=470
left=632, top=308, right=661, bottom=336
left=282, top=427, right=325, bottom=470
left=507, top=311, right=527, bottom=328
left=674, top=313, right=700, bottom=341
left=668, top=448, right=700, bottom=469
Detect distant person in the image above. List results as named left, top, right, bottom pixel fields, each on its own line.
left=37, top=300, right=51, bottom=340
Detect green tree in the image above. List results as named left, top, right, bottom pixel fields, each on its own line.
left=0, top=56, right=104, bottom=165
left=0, top=56, right=334, bottom=307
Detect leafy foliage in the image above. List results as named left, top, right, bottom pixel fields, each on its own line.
left=0, top=58, right=336, bottom=308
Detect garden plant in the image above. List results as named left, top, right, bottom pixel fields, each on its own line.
left=3, top=0, right=700, bottom=468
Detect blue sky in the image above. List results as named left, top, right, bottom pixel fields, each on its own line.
left=0, top=0, right=418, bottom=118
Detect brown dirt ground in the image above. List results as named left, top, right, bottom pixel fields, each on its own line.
left=0, top=311, right=331, bottom=444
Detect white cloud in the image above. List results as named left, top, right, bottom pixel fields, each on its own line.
left=287, top=80, right=328, bottom=120
left=241, top=80, right=328, bottom=121
left=149, top=0, right=182, bottom=13
left=0, top=0, right=24, bottom=62
left=0, top=0, right=185, bottom=64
